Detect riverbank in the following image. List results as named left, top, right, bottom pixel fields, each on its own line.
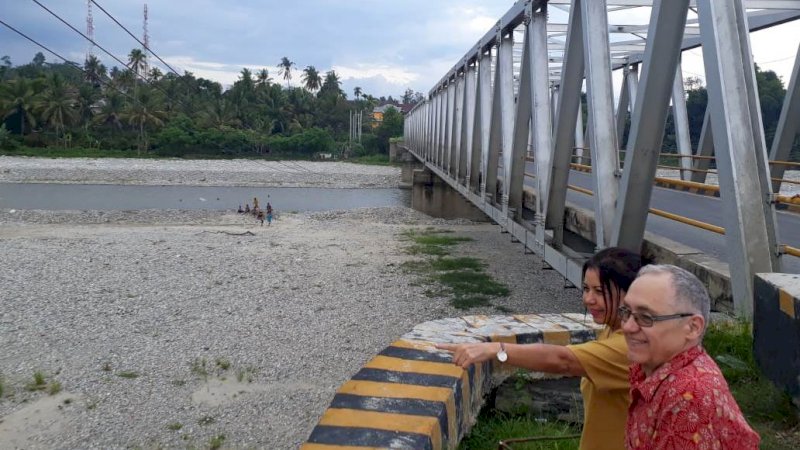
left=0, top=156, right=400, bottom=188
left=0, top=207, right=580, bottom=449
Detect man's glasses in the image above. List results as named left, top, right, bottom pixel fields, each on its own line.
left=618, top=305, right=694, bottom=328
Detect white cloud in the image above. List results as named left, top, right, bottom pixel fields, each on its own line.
left=332, top=63, right=418, bottom=86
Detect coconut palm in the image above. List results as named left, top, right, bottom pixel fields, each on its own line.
left=75, top=83, right=98, bottom=129
left=201, top=98, right=241, bottom=129
left=0, top=78, right=41, bottom=134
left=278, top=57, right=294, bottom=88
left=256, top=68, right=272, bottom=86
left=84, top=55, right=107, bottom=88
left=122, top=86, right=166, bottom=155
left=35, top=73, right=78, bottom=145
left=148, top=67, right=163, bottom=83
left=301, top=66, right=321, bottom=92
left=354, top=86, right=362, bottom=100
left=127, top=48, right=147, bottom=79
left=93, top=91, right=126, bottom=131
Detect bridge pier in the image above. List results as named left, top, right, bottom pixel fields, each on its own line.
left=411, top=168, right=490, bottom=221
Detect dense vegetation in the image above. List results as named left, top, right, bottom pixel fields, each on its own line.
left=624, top=65, right=799, bottom=162
left=0, top=52, right=408, bottom=159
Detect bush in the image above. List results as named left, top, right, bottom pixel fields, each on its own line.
left=0, top=124, right=19, bottom=150
left=267, top=127, right=334, bottom=156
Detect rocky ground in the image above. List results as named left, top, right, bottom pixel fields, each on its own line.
left=0, top=158, right=581, bottom=449
left=0, top=157, right=400, bottom=188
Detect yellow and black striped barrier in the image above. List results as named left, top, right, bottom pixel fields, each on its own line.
left=301, top=314, right=600, bottom=450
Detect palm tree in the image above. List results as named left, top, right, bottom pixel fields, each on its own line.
left=256, top=68, right=272, bottom=86
left=148, top=67, right=163, bottom=83
left=122, top=86, right=166, bottom=155
left=301, top=66, right=321, bottom=92
left=84, top=55, right=107, bottom=88
left=201, top=98, right=241, bottom=129
left=278, top=57, right=294, bottom=88
left=0, top=78, right=41, bottom=134
left=75, top=83, right=98, bottom=130
left=127, top=48, right=147, bottom=79
left=93, top=91, right=125, bottom=132
left=35, top=73, right=77, bottom=146
left=354, top=86, right=362, bottom=100
left=319, top=70, right=343, bottom=97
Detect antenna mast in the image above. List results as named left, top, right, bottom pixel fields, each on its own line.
left=143, top=3, right=150, bottom=76
left=86, top=0, right=94, bottom=61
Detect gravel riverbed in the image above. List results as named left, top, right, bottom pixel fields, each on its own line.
left=0, top=158, right=581, bottom=449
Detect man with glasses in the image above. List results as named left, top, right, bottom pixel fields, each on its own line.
left=620, top=264, right=759, bottom=449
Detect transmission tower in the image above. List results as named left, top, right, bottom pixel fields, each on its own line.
left=85, top=0, right=94, bottom=61
left=143, top=3, right=149, bottom=77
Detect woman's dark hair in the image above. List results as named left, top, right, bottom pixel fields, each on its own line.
left=582, top=247, right=644, bottom=327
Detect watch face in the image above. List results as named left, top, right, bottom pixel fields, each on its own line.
left=497, top=350, right=508, bottom=362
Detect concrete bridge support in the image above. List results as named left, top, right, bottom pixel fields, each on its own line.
left=411, top=168, right=489, bottom=221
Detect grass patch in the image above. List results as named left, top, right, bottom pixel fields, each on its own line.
left=48, top=381, right=62, bottom=395
left=429, top=257, right=485, bottom=272
left=459, top=411, right=580, bottom=450
left=215, top=358, right=231, bottom=371
left=401, top=229, right=509, bottom=310
left=348, top=154, right=393, bottom=166
left=191, top=358, right=209, bottom=378
left=198, top=415, right=216, bottom=426
left=166, top=422, right=183, bottom=431
left=704, top=321, right=800, bottom=449
left=209, top=434, right=225, bottom=450
left=26, top=371, right=47, bottom=391
left=116, top=371, right=139, bottom=379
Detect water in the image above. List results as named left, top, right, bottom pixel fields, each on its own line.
left=0, top=184, right=411, bottom=212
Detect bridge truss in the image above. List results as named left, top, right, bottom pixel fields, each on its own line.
left=403, top=0, right=800, bottom=316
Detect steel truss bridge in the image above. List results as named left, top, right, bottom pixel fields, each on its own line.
left=402, top=0, right=800, bottom=316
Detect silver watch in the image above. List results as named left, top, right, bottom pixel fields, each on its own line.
left=496, top=342, right=508, bottom=362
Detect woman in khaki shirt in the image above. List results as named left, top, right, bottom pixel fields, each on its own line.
left=438, top=247, right=642, bottom=450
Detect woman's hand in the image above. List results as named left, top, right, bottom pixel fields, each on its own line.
left=436, top=342, right=502, bottom=369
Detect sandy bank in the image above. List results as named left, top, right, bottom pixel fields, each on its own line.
left=0, top=207, right=580, bottom=449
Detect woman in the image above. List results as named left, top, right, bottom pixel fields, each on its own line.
left=437, top=247, right=643, bottom=450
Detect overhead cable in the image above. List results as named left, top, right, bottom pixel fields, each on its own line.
left=89, top=0, right=182, bottom=76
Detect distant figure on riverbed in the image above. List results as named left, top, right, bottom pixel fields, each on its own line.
left=245, top=204, right=250, bottom=213
left=266, top=202, right=273, bottom=215
left=253, top=197, right=259, bottom=212
left=257, top=209, right=265, bottom=226
left=237, top=204, right=244, bottom=214
left=266, top=204, right=273, bottom=226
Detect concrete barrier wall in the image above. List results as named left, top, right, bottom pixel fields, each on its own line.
left=520, top=188, right=734, bottom=312
left=301, top=314, right=600, bottom=450
left=754, top=273, right=800, bottom=408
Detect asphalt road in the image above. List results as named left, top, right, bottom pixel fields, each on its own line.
left=547, top=170, right=800, bottom=274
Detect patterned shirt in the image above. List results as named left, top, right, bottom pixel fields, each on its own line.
left=626, top=345, right=759, bottom=449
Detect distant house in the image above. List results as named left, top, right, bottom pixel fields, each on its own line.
left=371, top=104, right=400, bottom=127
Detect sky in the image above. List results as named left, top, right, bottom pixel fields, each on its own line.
left=1, top=1, right=799, bottom=99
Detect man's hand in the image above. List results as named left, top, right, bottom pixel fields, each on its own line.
left=436, top=342, right=502, bottom=368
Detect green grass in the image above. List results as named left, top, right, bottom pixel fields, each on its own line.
left=215, top=358, right=231, bottom=371
left=166, top=422, right=183, bottom=431
left=459, top=411, right=580, bottom=450
left=2, top=146, right=161, bottom=159
left=26, top=371, right=47, bottom=391
left=116, top=371, right=139, bottom=379
left=703, top=321, right=800, bottom=449
left=48, top=381, right=62, bottom=395
left=209, top=434, right=225, bottom=450
left=348, top=154, right=394, bottom=166
left=401, top=229, right=509, bottom=310
left=191, top=358, right=209, bottom=378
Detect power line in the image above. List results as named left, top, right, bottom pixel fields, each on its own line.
left=0, top=18, right=136, bottom=103
left=30, top=0, right=145, bottom=83
left=89, top=0, right=182, bottom=76
left=30, top=0, right=193, bottom=111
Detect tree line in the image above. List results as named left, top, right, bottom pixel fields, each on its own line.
left=0, top=51, right=412, bottom=158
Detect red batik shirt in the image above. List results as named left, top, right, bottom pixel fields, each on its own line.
left=626, top=345, right=759, bottom=450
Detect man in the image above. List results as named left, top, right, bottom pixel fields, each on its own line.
left=620, top=264, right=759, bottom=449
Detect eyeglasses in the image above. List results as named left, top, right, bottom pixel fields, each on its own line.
left=618, top=305, right=694, bottom=328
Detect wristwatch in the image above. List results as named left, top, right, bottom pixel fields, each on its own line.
left=496, top=342, right=508, bottom=363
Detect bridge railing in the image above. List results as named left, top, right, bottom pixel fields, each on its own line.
left=403, top=0, right=800, bottom=316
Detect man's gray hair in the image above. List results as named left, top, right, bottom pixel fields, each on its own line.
left=637, top=264, right=711, bottom=327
